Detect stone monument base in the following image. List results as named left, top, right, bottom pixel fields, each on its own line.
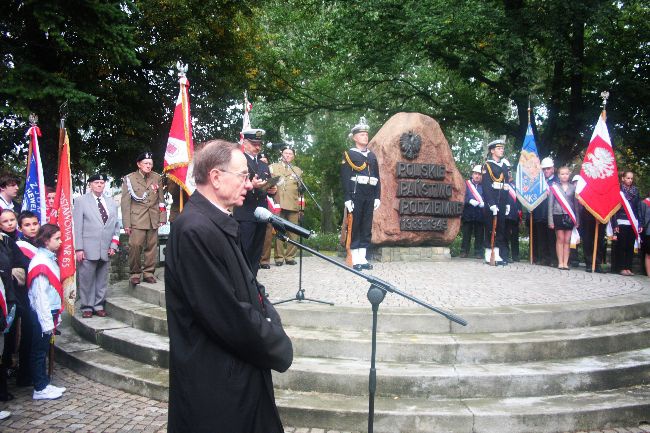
left=371, top=246, right=451, bottom=263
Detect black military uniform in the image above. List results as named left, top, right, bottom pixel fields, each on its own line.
left=481, top=140, right=511, bottom=265
left=340, top=117, right=381, bottom=270
left=233, top=128, right=271, bottom=276
left=503, top=180, right=521, bottom=263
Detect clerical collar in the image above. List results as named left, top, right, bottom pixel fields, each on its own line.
left=210, top=201, right=232, bottom=216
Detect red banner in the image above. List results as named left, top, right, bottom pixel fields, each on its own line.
left=54, top=129, right=76, bottom=313
left=576, top=112, right=620, bottom=223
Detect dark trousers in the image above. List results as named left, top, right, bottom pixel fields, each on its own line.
left=239, top=220, right=267, bottom=276
left=484, top=206, right=507, bottom=251
left=461, top=220, right=484, bottom=257
left=502, top=219, right=520, bottom=261
left=29, top=309, right=53, bottom=392
left=615, top=225, right=636, bottom=271
left=350, top=196, right=374, bottom=249
left=581, top=212, right=605, bottom=268
left=532, top=221, right=556, bottom=265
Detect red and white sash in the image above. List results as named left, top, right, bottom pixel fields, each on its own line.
left=465, top=180, right=484, bottom=206
left=550, top=184, right=577, bottom=225
left=507, top=183, right=517, bottom=202
left=16, top=240, right=37, bottom=260
left=27, top=251, right=64, bottom=311
left=0, top=267, right=7, bottom=321
left=620, top=191, right=641, bottom=250
left=267, top=196, right=281, bottom=215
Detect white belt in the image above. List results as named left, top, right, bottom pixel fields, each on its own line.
left=351, top=176, right=378, bottom=186
left=492, top=182, right=509, bottom=190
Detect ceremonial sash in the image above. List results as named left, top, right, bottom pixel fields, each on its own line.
left=619, top=191, right=641, bottom=250
left=16, top=240, right=37, bottom=260
left=550, top=184, right=577, bottom=225
left=267, top=196, right=281, bottom=215
left=644, top=198, right=650, bottom=207
left=508, top=183, right=517, bottom=202
left=0, top=273, right=7, bottom=321
left=465, top=180, right=484, bottom=206
left=27, top=252, right=64, bottom=312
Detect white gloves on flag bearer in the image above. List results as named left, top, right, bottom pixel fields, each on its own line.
left=469, top=199, right=479, bottom=207
left=505, top=205, right=510, bottom=216
left=374, top=199, right=380, bottom=210
left=345, top=200, right=354, bottom=213
left=490, top=205, right=498, bottom=216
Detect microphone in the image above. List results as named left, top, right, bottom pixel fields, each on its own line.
left=254, top=207, right=312, bottom=239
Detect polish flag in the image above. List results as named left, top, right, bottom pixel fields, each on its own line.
left=164, top=67, right=194, bottom=195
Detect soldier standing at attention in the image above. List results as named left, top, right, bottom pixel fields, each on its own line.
left=121, top=152, right=167, bottom=285
left=482, top=139, right=511, bottom=266
left=341, top=117, right=381, bottom=271
left=460, top=165, right=485, bottom=259
left=269, top=147, right=303, bottom=266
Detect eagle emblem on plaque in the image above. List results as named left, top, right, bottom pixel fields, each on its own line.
left=400, top=131, right=421, bottom=160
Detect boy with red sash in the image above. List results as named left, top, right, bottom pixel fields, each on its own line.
left=612, top=171, right=640, bottom=276
left=460, top=165, right=485, bottom=259
left=26, top=224, right=66, bottom=400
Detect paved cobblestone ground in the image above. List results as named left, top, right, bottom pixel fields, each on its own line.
left=259, top=257, right=648, bottom=309
left=0, top=363, right=647, bottom=433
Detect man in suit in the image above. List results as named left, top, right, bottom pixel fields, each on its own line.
left=120, top=152, right=167, bottom=285
left=165, top=139, right=292, bottom=433
left=233, top=129, right=275, bottom=276
left=74, top=174, right=121, bottom=318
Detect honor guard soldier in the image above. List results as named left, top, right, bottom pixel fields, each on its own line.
left=269, top=146, right=303, bottom=266
left=120, top=152, right=167, bottom=285
left=341, top=117, right=381, bottom=271
left=233, top=128, right=273, bottom=276
left=481, top=139, right=511, bottom=265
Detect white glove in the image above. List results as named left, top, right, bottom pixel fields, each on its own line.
left=490, top=205, right=498, bottom=216
left=479, top=201, right=484, bottom=208
left=469, top=199, right=479, bottom=207
left=345, top=200, right=354, bottom=213
left=505, top=205, right=511, bottom=215
left=373, top=199, right=381, bottom=210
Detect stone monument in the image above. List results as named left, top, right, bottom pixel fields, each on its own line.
left=369, top=112, right=465, bottom=262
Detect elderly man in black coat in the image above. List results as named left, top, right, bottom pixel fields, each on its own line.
left=165, top=139, right=293, bottom=433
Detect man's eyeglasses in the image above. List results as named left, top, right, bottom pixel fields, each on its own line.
left=219, top=169, right=251, bottom=182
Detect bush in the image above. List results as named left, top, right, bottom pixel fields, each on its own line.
left=303, top=232, right=341, bottom=252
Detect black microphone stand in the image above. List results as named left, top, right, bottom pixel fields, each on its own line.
left=273, top=161, right=332, bottom=306
left=274, top=234, right=468, bottom=433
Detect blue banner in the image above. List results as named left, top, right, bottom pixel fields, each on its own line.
left=515, top=125, right=548, bottom=211
left=21, top=131, right=46, bottom=223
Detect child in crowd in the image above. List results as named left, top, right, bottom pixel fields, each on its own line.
left=18, top=211, right=40, bottom=244
left=0, top=210, right=19, bottom=240
left=0, top=208, right=34, bottom=389
left=27, top=224, right=66, bottom=400
left=612, top=171, right=640, bottom=276
left=640, top=189, right=650, bottom=277
left=548, top=166, right=580, bottom=270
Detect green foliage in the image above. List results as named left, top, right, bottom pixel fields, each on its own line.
left=303, top=232, right=341, bottom=252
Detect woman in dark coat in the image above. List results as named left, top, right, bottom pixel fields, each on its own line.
left=165, top=140, right=293, bottom=433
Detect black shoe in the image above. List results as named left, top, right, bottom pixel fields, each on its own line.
left=275, top=262, right=283, bottom=267
left=585, top=267, right=592, bottom=273
left=361, top=263, right=373, bottom=270
left=0, top=392, right=14, bottom=402
left=460, top=252, right=468, bottom=258
left=353, top=264, right=364, bottom=271
left=285, top=260, right=297, bottom=265
left=260, top=264, right=271, bottom=269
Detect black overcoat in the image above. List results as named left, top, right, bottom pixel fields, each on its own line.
left=165, top=191, right=293, bottom=433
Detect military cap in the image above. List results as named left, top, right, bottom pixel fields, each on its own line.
left=242, top=128, right=265, bottom=141
left=88, top=173, right=108, bottom=183
left=487, top=139, right=506, bottom=150
left=136, top=151, right=153, bottom=162
left=351, top=116, right=370, bottom=135
left=540, top=157, right=554, bottom=168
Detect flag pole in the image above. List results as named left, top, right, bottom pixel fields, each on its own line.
left=527, top=101, right=534, bottom=264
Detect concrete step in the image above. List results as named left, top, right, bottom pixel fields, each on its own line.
left=275, top=386, right=650, bottom=433
left=54, top=322, right=169, bottom=401
left=284, top=318, right=650, bottom=363
left=105, top=295, right=168, bottom=336
left=71, top=314, right=169, bottom=368
left=273, top=349, right=650, bottom=398
left=127, top=280, right=650, bottom=334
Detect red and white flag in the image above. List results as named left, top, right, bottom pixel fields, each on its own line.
left=239, top=92, right=253, bottom=146
left=575, top=112, right=620, bottom=223
left=54, top=129, right=76, bottom=314
left=164, top=68, right=194, bottom=195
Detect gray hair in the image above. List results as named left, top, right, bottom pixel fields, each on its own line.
left=193, top=140, right=239, bottom=186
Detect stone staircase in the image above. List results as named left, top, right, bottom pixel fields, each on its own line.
left=55, top=270, right=650, bottom=433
